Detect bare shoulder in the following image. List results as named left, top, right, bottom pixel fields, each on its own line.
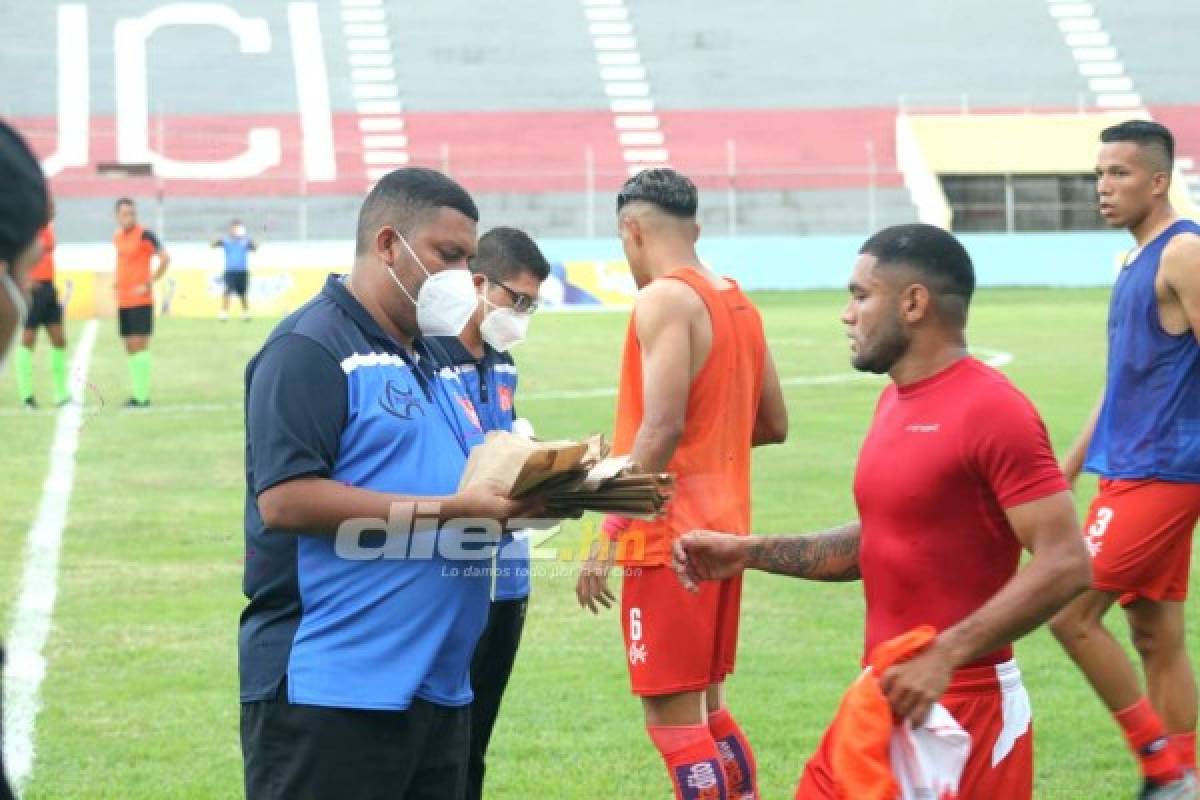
left=633, top=276, right=706, bottom=323
left=1163, top=231, right=1200, bottom=265
left=1161, top=232, right=1200, bottom=289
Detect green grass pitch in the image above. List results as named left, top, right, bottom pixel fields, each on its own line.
left=1, top=287, right=1188, bottom=798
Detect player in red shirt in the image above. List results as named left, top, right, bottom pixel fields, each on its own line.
left=671, top=224, right=1091, bottom=799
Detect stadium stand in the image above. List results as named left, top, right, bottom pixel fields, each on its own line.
left=1, top=0, right=1197, bottom=240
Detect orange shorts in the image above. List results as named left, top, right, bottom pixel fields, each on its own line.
left=1083, top=479, right=1200, bottom=605
left=796, top=660, right=1034, bottom=800
left=620, top=566, right=742, bottom=696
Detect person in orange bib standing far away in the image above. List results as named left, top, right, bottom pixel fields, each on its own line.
left=112, top=196, right=170, bottom=408
left=14, top=195, right=70, bottom=408
left=576, top=168, right=788, bottom=800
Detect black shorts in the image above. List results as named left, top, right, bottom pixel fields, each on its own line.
left=25, top=281, right=63, bottom=329
left=224, top=271, right=248, bottom=297
left=117, top=305, right=154, bottom=337
left=241, top=680, right=470, bottom=800
left=467, top=597, right=527, bottom=800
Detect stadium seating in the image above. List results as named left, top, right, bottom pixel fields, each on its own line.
left=1, top=0, right=1198, bottom=240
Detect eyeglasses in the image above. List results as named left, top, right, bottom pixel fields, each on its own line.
left=491, top=279, right=539, bottom=313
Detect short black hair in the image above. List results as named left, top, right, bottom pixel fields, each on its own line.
left=1101, top=119, right=1174, bottom=171
left=617, top=168, right=698, bottom=218
left=0, top=120, right=48, bottom=269
left=860, top=224, right=976, bottom=315
left=355, top=167, right=479, bottom=257
left=115, top=196, right=135, bottom=211
left=470, top=227, right=551, bottom=283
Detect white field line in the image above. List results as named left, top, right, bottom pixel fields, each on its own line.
left=0, top=350, right=1014, bottom=417
left=3, top=319, right=99, bottom=792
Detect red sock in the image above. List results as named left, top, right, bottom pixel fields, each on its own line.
left=1114, top=698, right=1183, bottom=784
left=648, top=723, right=729, bottom=800
left=1171, top=732, right=1197, bottom=772
left=708, top=707, right=759, bottom=799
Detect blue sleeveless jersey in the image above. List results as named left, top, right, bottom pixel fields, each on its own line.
left=1084, top=219, right=1200, bottom=482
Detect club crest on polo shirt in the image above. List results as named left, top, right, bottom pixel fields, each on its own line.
left=628, top=641, right=647, bottom=665
left=379, top=381, right=424, bottom=420
left=675, top=760, right=723, bottom=800
left=457, top=396, right=483, bottom=430
left=498, top=384, right=514, bottom=413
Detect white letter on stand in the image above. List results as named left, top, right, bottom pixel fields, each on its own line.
left=114, top=4, right=281, bottom=179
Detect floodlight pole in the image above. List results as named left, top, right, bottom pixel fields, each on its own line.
left=726, top=138, right=737, bottom=237
left=584, top=146, right=596, bottom=239
left=299, top=171, right=309, bottom=241
left=155, top=106, right=166, bottom=238
left=866, top=140, right=877, bottom=234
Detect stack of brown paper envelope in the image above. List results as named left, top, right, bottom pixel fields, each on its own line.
left=458, top=431, right=673, bottom=519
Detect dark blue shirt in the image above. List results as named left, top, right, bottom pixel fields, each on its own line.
left=240, top=275, right=489, bottom=710
left=430, top=336, right=529, bottom=600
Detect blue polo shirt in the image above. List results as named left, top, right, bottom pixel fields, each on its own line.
left=219, top=235, right=254, bottom=271
left=430, top=337, right=530, bottom=600
left=240, top=274, right=488, bottom=711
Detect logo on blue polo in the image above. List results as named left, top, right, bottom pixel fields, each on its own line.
left=380, top=381, right=424, bottom=420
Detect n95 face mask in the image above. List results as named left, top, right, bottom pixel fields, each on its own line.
left=387, top=235, right=477, bottom=337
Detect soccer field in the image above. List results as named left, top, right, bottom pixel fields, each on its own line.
left=0, top=286, right=1184, bottom=799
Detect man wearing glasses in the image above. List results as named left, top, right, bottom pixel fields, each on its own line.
left=429, top=226, right=550, bottom=800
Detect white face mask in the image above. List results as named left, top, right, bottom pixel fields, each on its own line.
left=0, top=270, right=27, bottom=370
left=480, top=301, right=532, bottom=352
left=387, top=234, right=478, bottom=337
left=232, top=224, right=246, bottom=237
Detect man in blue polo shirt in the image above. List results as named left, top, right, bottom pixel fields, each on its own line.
left=212, top=218, right=255, bottom=321
left=240, top=168, right=544, bottom=799
left=430, top=226, right=550, bottom=800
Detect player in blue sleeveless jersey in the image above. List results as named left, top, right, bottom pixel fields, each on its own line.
left=1052, top=120, right=1200, bottom=800
left=212, top=218, right=256, bottom=321
left=430, top=226, right=550, bottom=800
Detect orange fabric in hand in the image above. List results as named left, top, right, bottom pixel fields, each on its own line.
left=828, top=625, right=938, bottom=800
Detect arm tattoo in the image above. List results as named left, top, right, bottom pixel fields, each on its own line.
left=745, top=523, right=862, bottom=581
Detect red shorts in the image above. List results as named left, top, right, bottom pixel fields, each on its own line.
left=796, top=660, right=1034, bottom=800
left=620, top=566, right=742, bottom=696
left=1084, top=479, right=1200, bottom=605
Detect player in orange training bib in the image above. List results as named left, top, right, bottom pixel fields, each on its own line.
left=576, top=168, right=787, bottom=800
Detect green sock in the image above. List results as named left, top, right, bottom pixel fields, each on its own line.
left=129, top=351, right=151, bottom=403
left=50, top=347, right=69, bottom=404
left=15, top=346, right=34, bottom=401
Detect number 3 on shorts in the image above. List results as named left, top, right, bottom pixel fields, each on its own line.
left=629, top=607, right=642, bottom=641
left=1089, top=506, right=1114, bottom=539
